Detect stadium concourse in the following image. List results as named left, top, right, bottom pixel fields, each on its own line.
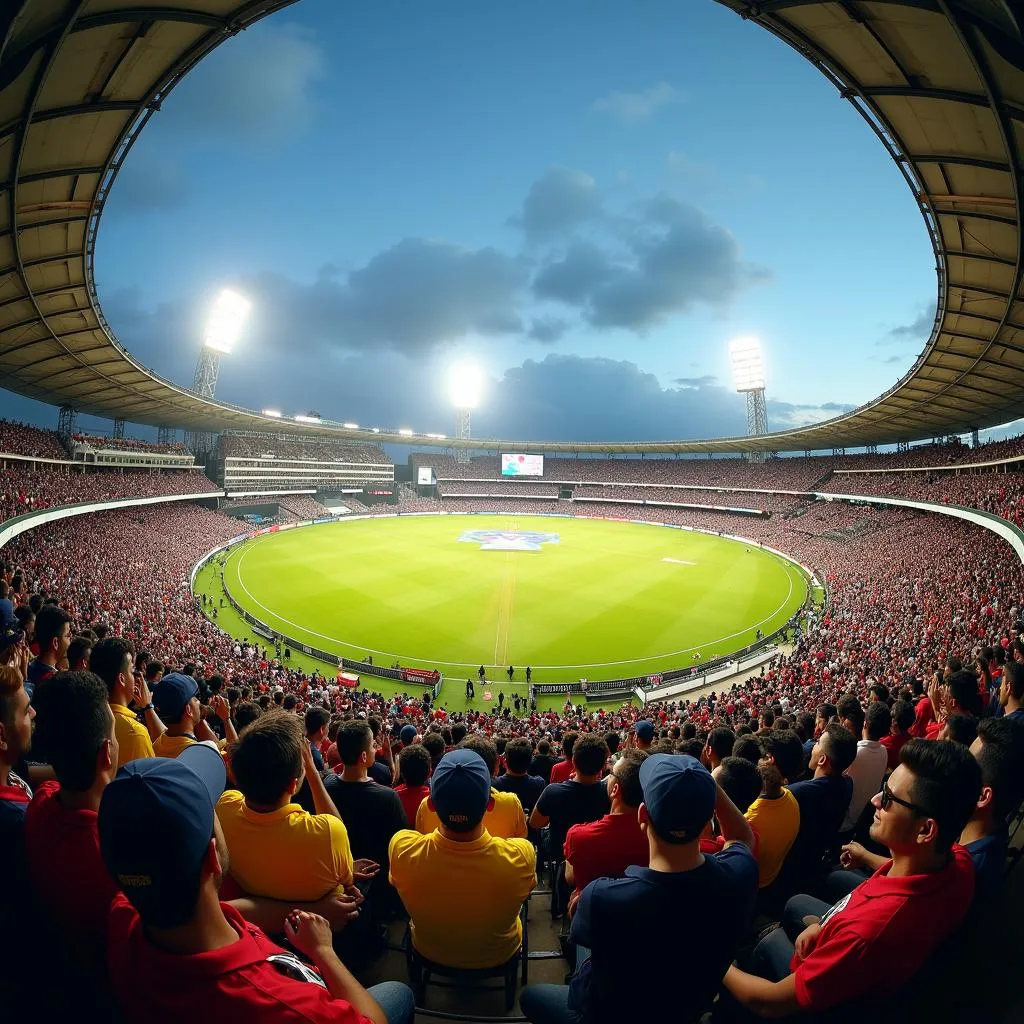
left=1, top=422, right=1024, bottom=1022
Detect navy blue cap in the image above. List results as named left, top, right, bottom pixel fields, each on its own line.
left=430, top=748, right=491, bottom=832
left=152, top=672, right=198, bottom=720
left=634, top=720, right=655, bottom=742
left=400, top=724, right=418, bottom=745
left=639, top=753, right=716, bottom=844
left=98, top=742, right=226, bottom=924
left=0, top=622, right=24, bottom=649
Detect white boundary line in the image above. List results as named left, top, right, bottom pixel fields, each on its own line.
left=229, top=519, right=804, bottom=671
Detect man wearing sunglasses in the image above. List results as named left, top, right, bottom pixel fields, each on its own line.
left=722, top=739, right=980, bottom=1019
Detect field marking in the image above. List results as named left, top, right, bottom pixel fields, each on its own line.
left=231, top=535, right=801, bottom=672
left=662, top=557, right=697, bottom=565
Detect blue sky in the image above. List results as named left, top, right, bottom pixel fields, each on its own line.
left=9, top=0, right=956, bottom=443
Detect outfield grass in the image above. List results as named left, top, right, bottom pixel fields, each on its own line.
left=199, top=515, right=807, bottom=690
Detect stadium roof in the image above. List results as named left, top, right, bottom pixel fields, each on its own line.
left=1, top=0, right=1023, bottom=454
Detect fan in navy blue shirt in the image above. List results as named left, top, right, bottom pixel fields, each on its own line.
left=520, top=755, right=758, bottom=1024
left=781, top=725, right=857, bottom=892
left=999, top=660, right=1024, bottom=722
left=530, top=735, right=611, bottom=854
left=25, top=604, right=72, bottom=699
left=493, top=738, right=546, bottom=820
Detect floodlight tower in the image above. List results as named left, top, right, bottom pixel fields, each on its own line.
left=729, top=336, right=768, bottom=463
left=185, top=289, right=251, bottom=455
left=449, top=362, right=482, bottom=465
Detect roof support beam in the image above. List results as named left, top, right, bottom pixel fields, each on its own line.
left=945, top=249, right=1017, bottom=267
left=909, top=154, right=1011, bottom=173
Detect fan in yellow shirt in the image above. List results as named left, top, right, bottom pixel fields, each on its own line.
left=391, top=749, right=536, bottom=970
left=89, top=637, right=159, bottom=770
left=745, top=770, right=800, bottom=887
left=215, top=711, right=353, bottom=900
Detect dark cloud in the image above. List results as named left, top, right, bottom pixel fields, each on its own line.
left=674, top=375, right=718, bottom=389
left=882, top=303, right=937, bottom=343
left=527, top=317, right=571, bottom=344
left=882, top=354, right=903, bottom=365
left=533, top=242, right=613, bottom=303
left=766, top=399, right=856, bottom=430
left=511, top=167, right=602, bottom=243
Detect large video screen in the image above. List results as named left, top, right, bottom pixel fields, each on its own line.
left=502, top=453, right=544, bottom=477
left=417, top=467, right=433, bottom=486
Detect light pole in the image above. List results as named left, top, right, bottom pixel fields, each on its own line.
left=729, top=336, right=768, bottom=463
left=449, top=362, right=483, bottom=465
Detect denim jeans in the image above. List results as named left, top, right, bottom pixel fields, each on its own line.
left=750, top=894, right=831, bottom=982
left=368, top=981, right=415, bottom=1024
left=519, top=945, right=589, bottom=1024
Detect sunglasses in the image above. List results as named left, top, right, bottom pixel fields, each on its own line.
left=879, top=781, right=931, bottom=818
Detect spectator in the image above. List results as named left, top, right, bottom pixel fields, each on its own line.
left=98, top=744, right=414, bottom=1024
left=416, top=735, right=528, bottom=839
left=152, top=673, right=217, bottom=757
left=530, top=738, right=558, bottom=783
left=26, top=603, right=71, bottom=696
left=926, top=670, right=983, bottom=740
left=90, top=636, right=162, bottom=769
left=549, top=732, right=578, bottom=783
left=633, top=719, right=655, bottom=752
left=563, top=748, right=649, bottom=904
left=705, top=756, right=764, bottom=854
left=324, top=720, right=407, bottom=877
left=0, top=662, right=34, bottom=910
left=493, top=737, right=546, bottom=821
left=745, top=733, right=802, bottom=889
left=881, top=699, right=915, bottom=770
left=394, top=744, right=431, bottom=825
left=520, top=754, right=757, bottom=1024
left=998, top=659, right=1024, bottom=722
left=67, top=634, right=93, bottom=672
left=389, top=749, right=536, bottom=969
left=216, top=711, right=354, bottom=900
left=703, top=725, right=735, bottom=772
left=939, top=712, right=978, bottom=746
left=420, top=731, right=445, bottom=772
left=724, top=740, right=981, bottom=1018
left=839, top=700, right=890, bottom=834
left=531, top=734, right=612, bottom=855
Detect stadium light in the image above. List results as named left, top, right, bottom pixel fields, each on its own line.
left=728, top=336, right=765, bottom=393
left=263, top=409, right=282, bottom=418
left=295, top=414, right=321, bottom=424
left=204, top=289, right=251, bottom=355
left=449, top=361, right=483, bottom=410
left=343, top=422, right=359, bottom=429
left=398, top=428, right=414, bottom=436
left=426, top=432, right=447, bottom=439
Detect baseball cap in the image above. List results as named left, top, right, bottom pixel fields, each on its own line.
left=400, top=724, right=418, bottom=745
left=153, top=672, right=199, bottom=720
left=639, top=753, right=716, bottom=844
left=634, top=720, right=655, bottom=742
left=430, top=749, right=491, bottom=831
left=0, top=622, right=24, bottom=650
left=98, top=742, right=226, bottom=925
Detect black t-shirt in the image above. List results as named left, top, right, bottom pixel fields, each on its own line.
left=323, top=775, right=408, bottom=869
left=529, top=754, right=558, bottom=784
left=784, top=775, right=854, bottom=880
left=493, top=772, right=546, bottom=818
left=536, top=780, right=611, bottom=852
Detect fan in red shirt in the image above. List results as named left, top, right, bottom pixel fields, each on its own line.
left=879, top=699, right=915, bottom=770
left=723, top=739, right=981, bottom=1018
left=563, top=749, right=649, bottom=907
left=394, top=744, right=432, bottom=825
left=549, top=731, right=578, bottom=783
left=97, top=742, right=415, bottom=1024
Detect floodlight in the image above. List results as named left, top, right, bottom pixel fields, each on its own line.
left=427, top=432, right=447, bottom=439
left=343, top=422, right=359, bottom=429
left=371, top=427, right=380, bottom=433
left=398, top=428, right=414, bottom=436
left=263, top=409, right=282, bottom=418
left=449, top=361, right=483, bottom=410
left=728, top=336, right=765, bottom=393
left=295, top=414, right=321, bottom=424
left=204, top=289, right=251, bottom=354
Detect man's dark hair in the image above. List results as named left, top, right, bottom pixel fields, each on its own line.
left=820, top=723, right=857, bottom=774
left=34, top=603, right=72, bottom=653
left=536, top=739, right=551, bottom=756
left=864, top=701, right=891, bottom=741
left=816, top=702, right=838, bottom=723
left=975, top=718, right=1024, bottom=820
left=612, top=749, right=647, bottom=807
left=733, top=735, right=762, bottom=765
left=305, top=707, right=330, bottom=735
left=761, top=709, right=775, bottom=729
left=605, top=731, right=620, bottom=756
left=336, top=720, right=373, bottom=767
left=231, top=711, right=304, bottom=806
left=459, top=734, right=498, bottom=776
left=561, top=732, right=578, bottom=759
left=282, top=693, right=298, bottom=713
left=868, top=683, right=891, bottom=704
left=761, top=730, right=805, bottom=783
left=947, top=671, right=982, bottom=717
left=838, top=695, right=865, bottom=735
left=681, top=722, right=697, bottom=741
left=89, top=636, right=135, bottom=696
left=67, top=635, right=93, bottom=668
left=421, top=731, right=445, bottom=766
left=504, top=737, right=533, bottom=774
left=944, top=713, right=978, bottom=747
left=891, top=699, right=915, bottom=734
left=899, top=738, right=982, bottom=850
left=272, top=690, right=284, bottom=706
left=145, top=660, right=163, bottom=682
left=716, top=756, right=763, bottom=814
left=399, top=744, right=431, bottom=788
left=572, top=734, right=609, bottom=776
left=207, top=675, right=224, bottom=695
left=707, top=727, right=735, bottom=762
left=679, top=738, right=705, bottom=759
left=795, top=712, right=815, bottom=743
left=1003, top=660, right=1024, bottom=700
left=31, top=671, right=111, bottom=792
left=450, top=723, right=467, bottom=745
left=234, top=702, right=262, bottom=732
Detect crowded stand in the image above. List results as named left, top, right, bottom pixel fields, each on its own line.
left=221, top=433, right=391, bottom=464
left=275, top=495, right=337, bottom=520
left=70, top=433, right=191, bottom=455
left=3, top=456, right=1024, bottom=1022
left=0, top=464, right=218, bottom=520
left=0, top=418, right=67, bottom=459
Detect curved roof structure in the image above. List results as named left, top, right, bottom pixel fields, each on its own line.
left=1, top=0, right=1023, bottom=454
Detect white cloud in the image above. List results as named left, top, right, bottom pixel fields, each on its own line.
left=592, top=82, right=682, bottom=123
